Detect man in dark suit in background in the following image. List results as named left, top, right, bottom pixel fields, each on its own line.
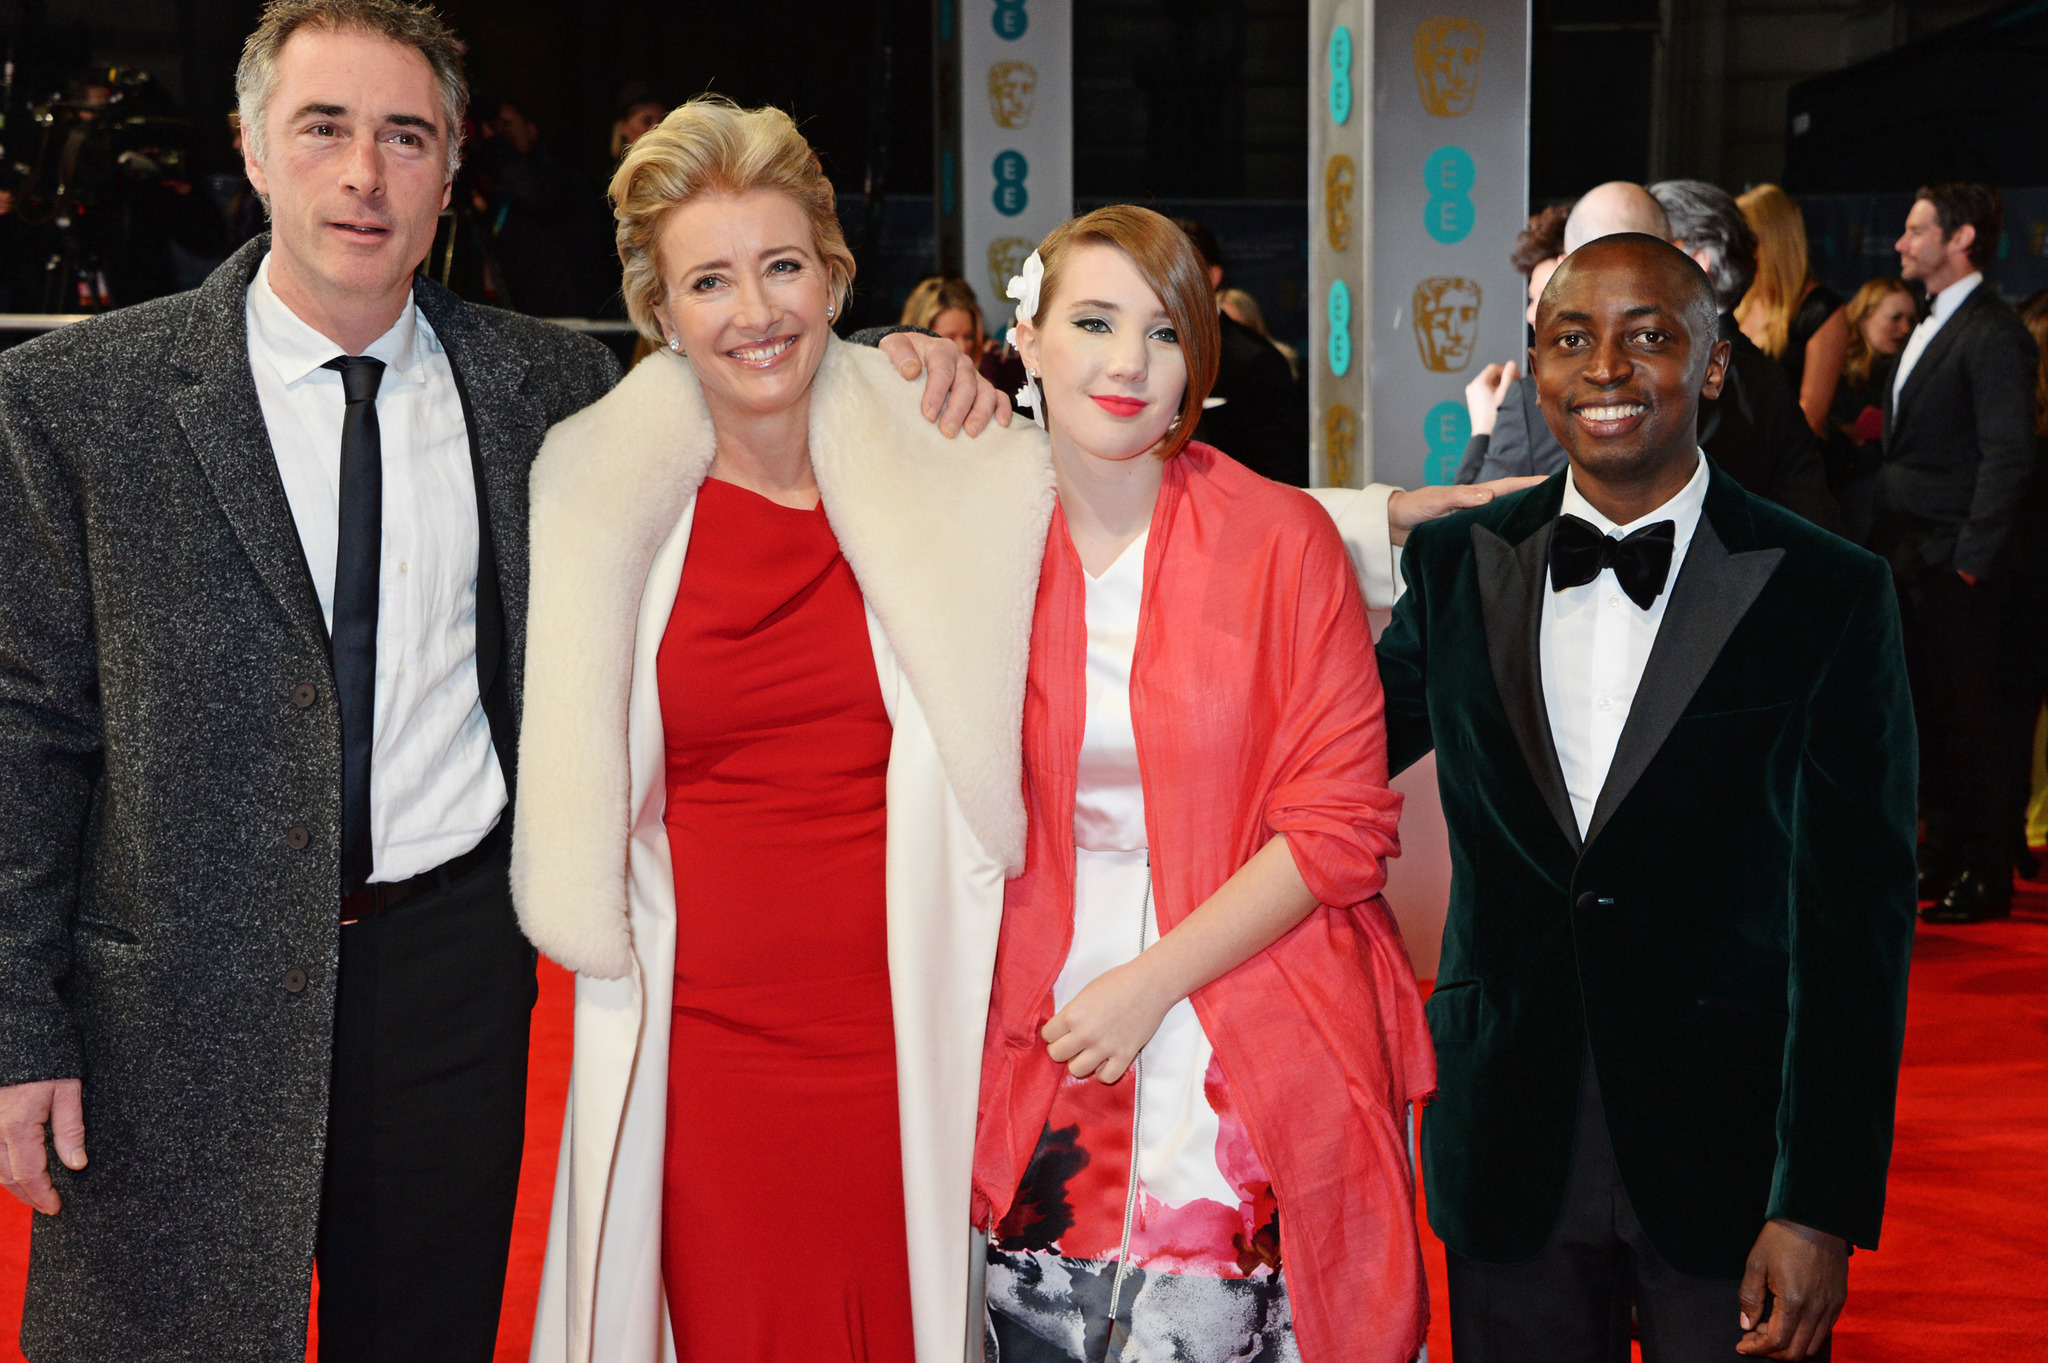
left=0, top=4, right=993, bottom=1360
left=1175, top=216, right=1310, bottom=485
left=1469, top=182, right=1839, bottom=534
left=1877, top=182, right=2042, bottom=923
left=1379, top=234, right=1915, bottom=1362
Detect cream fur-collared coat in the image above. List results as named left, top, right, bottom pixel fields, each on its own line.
left=512, top=340, right=1055, bottom=1363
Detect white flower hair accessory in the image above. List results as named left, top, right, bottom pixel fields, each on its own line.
left=1005, top=250, right=1047, bottom=431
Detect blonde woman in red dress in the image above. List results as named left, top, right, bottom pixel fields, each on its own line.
left=973, top=207, right=1438, bottom=1362
left=512, top=98, right=1051, bottom=1362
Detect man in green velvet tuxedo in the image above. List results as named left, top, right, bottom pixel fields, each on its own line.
left=1377, top=235, right=1917, bottom=1362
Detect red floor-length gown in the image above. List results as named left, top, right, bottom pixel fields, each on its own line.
left=655, top=478, right=914, bottom=1359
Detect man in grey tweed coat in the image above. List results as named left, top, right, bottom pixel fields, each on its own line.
left=0, top=3, right=994, bottom=1360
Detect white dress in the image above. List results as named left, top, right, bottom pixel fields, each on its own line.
left=1058, top=529, right=1242, bottom=1209
left=983, top=529, right=1299, bottom=1363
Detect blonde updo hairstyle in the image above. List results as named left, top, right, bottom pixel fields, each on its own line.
left=1026, top=205, right=1221, bottom=459
left=610, top=96, right=856, bottom=347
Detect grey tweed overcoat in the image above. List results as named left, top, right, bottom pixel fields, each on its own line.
left=0, top=235, right=620, bottom=1361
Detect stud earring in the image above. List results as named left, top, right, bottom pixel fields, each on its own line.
left=667, top=336, right=682, bottom=354
left=826, top=303, right=835, bottom=319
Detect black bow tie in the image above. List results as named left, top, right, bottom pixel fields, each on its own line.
left=1549, top=514, right=1677, bottom=609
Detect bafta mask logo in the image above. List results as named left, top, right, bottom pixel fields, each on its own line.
left=988, top=236, right=1034, bottom=320
left=1324, top=153, right=1356, bottom=253
left=988, top=61, right=1037, bottom=130
left=1323, top=403, right=1358, bottom=488
left=1413, top=277, right=1482, bottom=373
left=1414, top=17, right=1485, bottom=117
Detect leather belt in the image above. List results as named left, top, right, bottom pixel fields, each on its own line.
left=340, top=824, right=508, bottom=925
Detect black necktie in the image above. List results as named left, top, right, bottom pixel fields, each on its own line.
left=325, top=355, right=386, bottom=896
left=1549, top=513, right=1677, bottom=610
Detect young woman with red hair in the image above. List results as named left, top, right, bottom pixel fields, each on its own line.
left=973, top=205, right=1436, bottom=1362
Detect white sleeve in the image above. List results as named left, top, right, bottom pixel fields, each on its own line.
left=1304, top=484, right=1404, bottom=610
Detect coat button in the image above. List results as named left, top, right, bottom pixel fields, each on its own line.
left=286, top=825, right=310, bottom=851
left=283, top=968, right=308, bottom=993
left=291, top=683, right=317, bottom=709
left=1575, top=892, right=1600, bottom=913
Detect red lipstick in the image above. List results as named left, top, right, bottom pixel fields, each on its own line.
left=1090, top=395, right=1146, bottom=417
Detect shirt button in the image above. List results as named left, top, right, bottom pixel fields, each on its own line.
left=398, top=561, right=409, bottom=574
left=285, top=825, right=310, bottom=851
left=1608, top=594, right=1622, bottom=608
left=1597, top=696, right=1614, bottom=712
left=283, top=968, right=308, bottom=993
left=290, top=683, right=317, bottom=709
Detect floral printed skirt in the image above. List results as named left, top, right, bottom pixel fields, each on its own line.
left=982, top=1054, right=1299, bottom=1363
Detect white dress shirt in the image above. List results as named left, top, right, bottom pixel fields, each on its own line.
left=1540, top=455, right=1710, bottom=837
left=246, top=254, right=506, bottom=882
left=1891, top=270, right=1981, bottom=408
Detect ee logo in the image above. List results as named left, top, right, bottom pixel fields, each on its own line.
left=1423, top=400, right=1471, bottom=484
left=992, top=0, right=1027, bottom=40
left=1326, top=279, right=1353, bottom=378
left=1328, top=25, right=1354, bottom=125
left=993, top=149, right=1029, bottom=216
left=1423, top=145, right=1476, bottom=245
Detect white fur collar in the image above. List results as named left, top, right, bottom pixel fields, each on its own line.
left=511, top=340, right=1055, bottom=977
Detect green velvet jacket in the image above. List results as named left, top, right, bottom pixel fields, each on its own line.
left=1378, top=461, right=1917, bottom=1277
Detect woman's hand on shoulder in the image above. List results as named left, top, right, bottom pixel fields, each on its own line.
left=1041, top=960, right=1178, bottom=1085
left=877, top=331, right=1013, bottom=438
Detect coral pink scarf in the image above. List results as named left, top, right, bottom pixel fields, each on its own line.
left=973, top=444, right=1437, bottom=1362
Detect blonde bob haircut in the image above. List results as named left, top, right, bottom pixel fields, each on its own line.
left=1026, top=205, right=1221, bottom=459
left=611, top=95, right=856, bottom=346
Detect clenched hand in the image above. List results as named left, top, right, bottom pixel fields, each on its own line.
left=1736, top=1218, right=1848, bottom=1359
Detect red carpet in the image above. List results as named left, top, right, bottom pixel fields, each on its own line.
left=4, top=878, right=2046, bottom=1360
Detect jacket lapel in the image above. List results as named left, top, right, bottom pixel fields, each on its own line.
left=1584, top=468, right=1784, bottom=843
left=1473, top=476, right=1581, bottom=853
left=414, top=280, right=540, bottom=581
left=1890, top=286, right=1982, bottom=437
left=416, top=283, right=540, bottom=765
left=168, top=236, right=330, bottom=662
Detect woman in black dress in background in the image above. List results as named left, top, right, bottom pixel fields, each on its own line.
left=1827, top=277, right=1918, bottom=543
left=1737, top=184, right=1849, bottom=438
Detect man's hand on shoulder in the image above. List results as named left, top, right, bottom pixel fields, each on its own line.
left=876, top=332, right=1012, bottom=438
left=1736, top=1218, right=1848, bottom=1359
left=0, top=1078, right=86, bottom=1215
left=1386, top=474, right=1545, bottom=545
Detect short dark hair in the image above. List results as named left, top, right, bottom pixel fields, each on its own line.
left=1511, top=203, right=1573, bottom=276
left=1915, top=182, right=2003, bottom=269
left=1647, top=179, right=1757, bottom=313
left=237, top=0, right=467, bottom=181
left=1541, top=233, right=1721, bottom=378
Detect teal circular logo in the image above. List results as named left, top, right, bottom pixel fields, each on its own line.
left=993, top=150, right=1029, bottom=216
left=1423, top=145, right=1477, bottom=245
left=1424, top=401, right=1472, bottom=484
left=1326, top=280, right=1353, bottom=377
left=993, top=0, right=1028, bottom=40
left=1328, top=26, right=1354, bottom=125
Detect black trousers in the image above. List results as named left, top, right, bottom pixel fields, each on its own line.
left=1897, top=569, right=2018, bottom=889
left=315, top=846, right=537, bottom=1363
left=1445, top=1062, right=1823, bottom=1363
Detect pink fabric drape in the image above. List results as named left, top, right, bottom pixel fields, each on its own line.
left=973, top=444, right=1438, bottom=1363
